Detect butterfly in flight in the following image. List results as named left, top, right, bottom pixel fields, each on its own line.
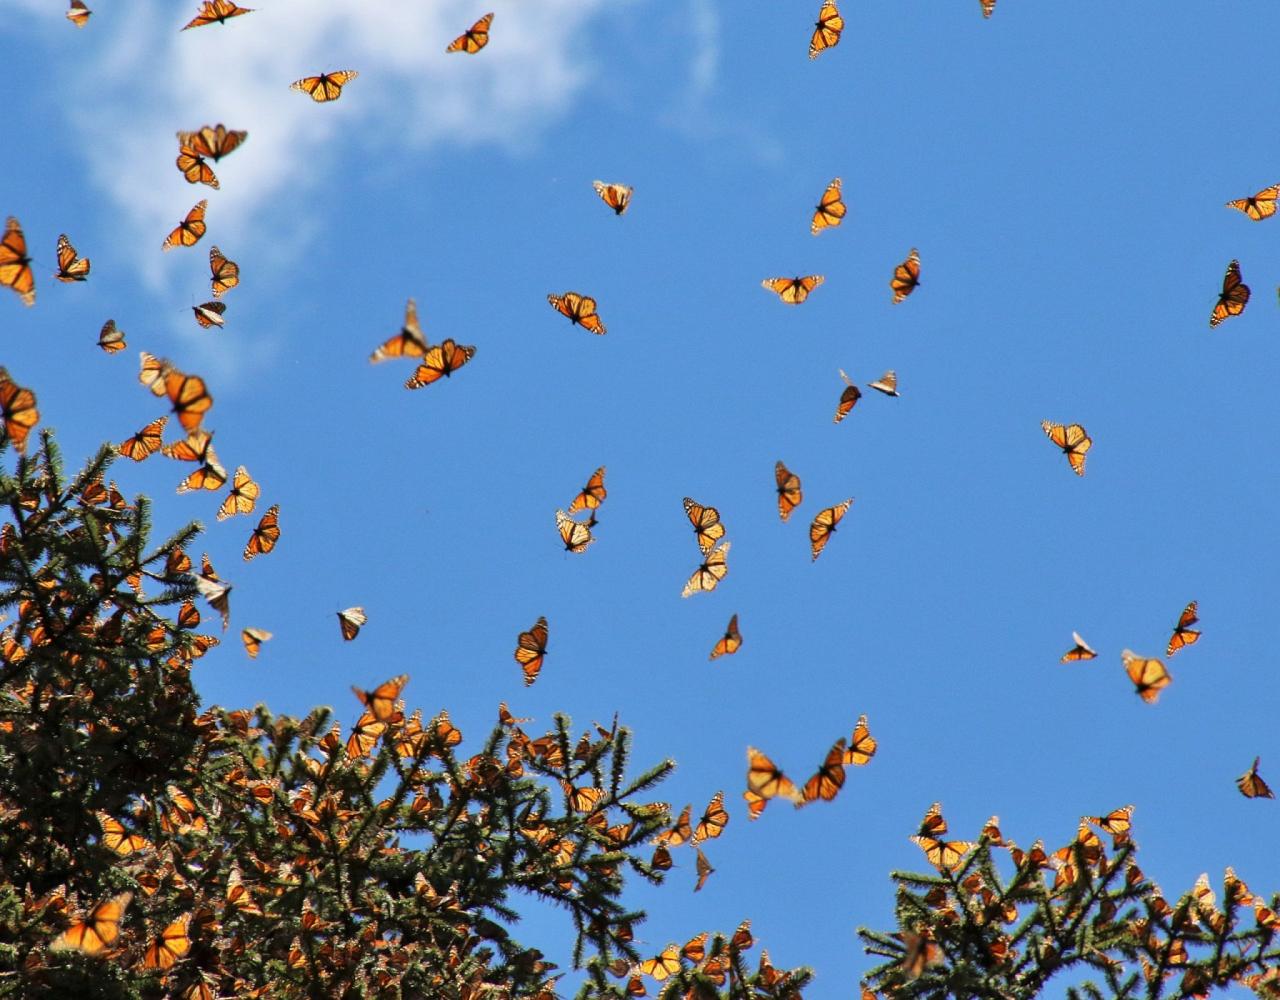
left=241, top=627, right=272, bottom=659
left=980, top=0, right=995, bottom=16
left=890, top=248, right=921, bottom=303
left=592, top=180, right=632, bottom=215
left=243, top=504, right=280, bottom=561
left=177, top=124, right=247, bottom=162
left=808, top=0, right=843, bottom=58
left=1086, top=804, right=1134, bottom=840
left=50, top=893, right=132, bottom=955
left=775, top=461, right=803, bottom=521
left=567, top=466, right=607, bottom=514
left=404, top=340, right=475, bottom=389
left=845, top=714, right=877, bottom=765
left=142, top=915, right=191, bottom=970
left=218, top=466, right=260, bottom=520
left=867, top=370, right=899, bottom=396
left=800, top=740, right=847, bottom=805
left=1237, top=757, right=1274, bottom=799
left=1226, top=183, right=1279, bottom=221
left=0, top=368, right=39, bottom=453
left=116, top=416, right=167, bottom=462
left=1041, top=420, right=1091, bottom=476
left=761, top=274, right=824, bottom=305
left=182, top=0, right=252, bottom=29
left=54, top=234, right=89, bottom=282
left=193, top=573, right=232, bottom=631
left=175, top=140, right=219, bottom=188
left=192, top=301, right=226, bottom=328
left=547, top=291, right=606, bottom=334
left=1060, top=631, right=1097, bottom=662
left=1122, top=649, right=1170, bottom=703
left=709, top=613, right=741, bottom=660
left=353, top=674, right=408, bottom=722
left=291, top=70, right=359, bottom=102
left=556, top=509, right=596, bottom=553
left=165, top=368, right=213, bottom=432
left=0, top=217, right=35, bottom=305
left=691, top=791, right=728, bottom=844
left=694, top=847, right=715, bottom=892
left=209, top=246, right=239, bottom=296
left=1210, top=259, right=1249, bottom=328
left=745, top=747, right=803, bottom=817
left=66, top=0, right=91, bottom=26
left=683, top=497, right=725, bottom=553
left=910, top=802, right=975, bottom=871
left=337, top=607, right=367, bottom=641
left=682, top=541, right=729, bottom=597
left=834, top=369, right=861, bottom=423
left=811, top=177, right=845, bottom=234
left=94, top=319, right=125, bottom=355
left=446, top=12, right=493, bottom=53
left=370, top=298, right=430, bottom=362
left=810, top=499, right=852, bottom=561
left=163, top=200, right=207, bottom=251
left=653, top=804, right=692, bottom=848
left=514, top=616, right=549, bottom=686
left=1165, top=601, right=1200, bottom=656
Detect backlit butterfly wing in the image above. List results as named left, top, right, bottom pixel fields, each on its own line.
left=745, top=747, right=803, bottom=811
left=0, top=368, right=39, bottom=454
left=809, top=499, right=851, bottom=561
left=1165, top=601, right=1200, bottom=656
left=709, top=613, right=741, bottom=660
left=761, top=275, right=824, bottom=304
left=867, top=370, right=899, bottom=396
left=1121, top=649, right=1170, bottom=703
left=370, top=298, right=430, bottom=362
left=193, top=573, right=231, bottom=631
left=0, top=217, right=35, bottom=306
left=182, top=0, right=252, bottom=29
left=638, top=944, right=681, bottom=981
left=653, top=803, right=692, bottom=848
left=800, top=740, right=846, bottom=804
left=217, top=466, right=260, bottom=520
left=810, top=177, right=845, bottom=234
left=165, top=369, right=213, bottom=431
left=97, top=812, right=151, bottom=856
left=51, top=893, right=132, bottom=955
left=1237, top=757, right=1274, bottom=799
left=834, top=369, right=861, bottom=423
left=97, top=319, right=126, bottom=353
left=175, top=143, right=219, bottom=188
left=1226, top=184, right=1279, bottom=221
left=1210, top=259, right=1250, bottom=327
left=290, top=70, right=359, bottom=102
left=178, top=124, right=247, bottom=161
left=1040, top=420, right=1091, bottom=476
left=337, top=607, right=367, bottom=641
left=241, top=627, right=272, bottom=659
left=691, top=791, right=728, bottom=844
left=1060, top=631, right=1097, bottom=662
left=67, top=0, right=91, bottom=26
left=808, top=0, right=843, bottom=58
left=117, top=416, right=167, bottom=462
left=567, top=466, right=607, bottom=513
left=775, top=461, right=803, bottom=521
left=192, top=301, right=226, bottom=328
left=446, top=12, right=493, bottom=53
left=911, top=833, right=976, bottom=871
left=682, top=497, right=725, bottom=553
left=694, top=847, right=714, bottom=892
left=547, top=292, right=606, bottom=334
left=209, top=246, right=239, bottom=296
left=556, top=509, right=595, bottom=553
left=243, top=504, right=280, bottom=561
left=404, top=339, right=476, bottom=388
left=142, top=915, right=191, bottom=970
left=163, top=200, right=207, bottom=251
left=592, top=180, right=632, bottom=215
left=139, top=352, right=171, bottom=396
left=352, top=674, right=408, bottom=722
left=514, top=616, right=549, bottom=686
left=890, top=248, right=921, bottom=303
left=54, top=234, right=89, bottom=282
left=682, top=541, right=729, bottom=597
left=844, top=714, right=877, bottom=765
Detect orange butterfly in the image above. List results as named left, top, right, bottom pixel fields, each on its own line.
left=51, top=893, right=132, bottom=955
left=890, top=248, right=921, bottom=303
left=844, top=714, right=877, bottom=765
left=0, top=217, right=34, bottom=306
left=639, top=944, right=681, bottom=981
left=117, top=416, right=167, bottom=462
left=446, top=12, right=493, bottom=53
left=514, top=616, right=549, bottom=686
left=556, top=509, right=596, bottom=553
left=567, top=466, right=607, bottom=514
left=775, top=461, right=803, bottom=521
left=353, top=674, right=408, bottom=722
left=745, top=747, right=803, bottom=814
left=709, top=613, right=741, bottom=660
left=166, top=430, right=224, bottom=493
left=67, top=0, right=91, bottom=26
left=761, top=274, right=824, bottom=304
left=241, top=627, right=272, bottom=659
left=980, top=0, right=995, bottom=17
left=193, top=573, right=232, bottom=631
left=182, top=0, right=252, bottom=29
left=811, top=177, right=845, bottom=234
left=834, top=369, right=861, bottom=423
left=1237, top=757, right=1274, bottom=799
left=54, top=234, right=90, bottom=282
left=1165, top=601, right=1200, bottom=656
left=142, top=914, right=191, bottom=970
left=1210, top=259, right=1249, bottom=328
left=1060, top=631, right=1097, bottom=662
left=97, top=319, right=126, bottom=353
left=175, top=142, right=219, bottom=188
left=548, top=291, right=606, bottom=334
left=593, top=180, right=632, bottom=215
left=683, top=497, right=725, bottom=553
left=209, top=246, right=239, bottom=297
left=163, top=200, right=207, bottom=251
left=177, top=124, right=247, bottom=162
left=682, top=540, right=729, bottom=597
left=291, top=70, right=359, bottom=102
left=910, top=803, right=974, bottom=870
left=337, top=607, right=367, bottom=641
left=1087, top=804, right=1134, bottom=839
left=370, top=298, right=429, bottom=362
left=192, top=301, right=226, bottom=328
left=691, top=791, right=728, bottom=844
left=0, top=368, right=39, bottom=454
left=243, top=504, right=280, bottom=561
left=867, top=370, right=899, bottom=396
left=801, top=740, right=846, bottom=804
left=404, top=339, right=476, bottom=388
left=810, top=499, right=851, bottom=561
left=217, top=466, right=260, bottom=520
left=1041, top=420, right=1091, bottom=476
left=165, top=368, right=213, bottom=431
left=1226, top=184, right=1279, bottom=221
left=138, top=352, right=171, bottom=397
left=1122, top=649, right=1170, bottom=703
left=808, top=0, right=843, bottom=58
left=653, top=804, right=693, bottom=848
left=97, top=813, right=151, bottom=856
left=694, top=847, right=714, bottom=892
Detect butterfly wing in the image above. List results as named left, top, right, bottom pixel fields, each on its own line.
left=567, top=466, right=607, bottom=513
left=337, top=607, right=367, bottom=640
left=371, top=298, right=430, bottom=361
left=1060, top=631, right=1097, bottom=662
left=682, top=541, right=730, bottom=597
left=592, top=180, right=633, bottom=215
left=165, top=370, right=213, bottom=431
left=709, top=613, right=741, bottom=660
left=867, top=370, right=899, bottom=396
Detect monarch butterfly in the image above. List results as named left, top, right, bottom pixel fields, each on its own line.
left=182, top=0, right=252, bottom=29
left=243, top=504, right=280, bottom=561
left=166, top=547, right=193, bottom=577
left=53, top=234, right=90, bottom=282
left=1060, top=631, right=1097, bottom=662
left=1087, top=804, right=1134, bottom=838
left=682, top=497, right=725, bottom=553
left=163, top=427, right=214, bottom=464
left=1226, top=184, right=1279, bottom=221
left=811, top=177, right=845, bottom=234
left=209, top=246, right=239, bottom=297
left=67, top=0, right=91, bottom=26
left=175, top=142, right=219, bottom=188
left=0, top=368, right=39, bottom=454
left=1041, top=420, right=1091, bottom=476
left=290, top=70, right=359, bottom=102
left=682, top=540, right=729, bottom=597
left=139, top=352, right=171, bottom=396
left=50, top=893, right=132, bottom=955
left=404, top=339, right=476, bottom=388
left=163, top=200, right=207, bottom=251
left=808, top=0, right=843, bottom=58
left=1122, top=649, right=1170, bottom=703
left=775, top=461, right=803, bottom=521
left=547, top=291, right=607, bottom=334
left=177, top=124, right=247, bottom=162
left=1237, top=757, right=1274, bottom=799
left=352, top=674, right=408, bottom=722
left=514, top=616, right=549, bottom=686
left=745, top=746, right=803, bottom=811
left=97, top=812, right=151, bottom=856
left=834, top=369, right=861, bottom=423
left=241, top=627, right=272, bottom=659
left=691, top=791, right=728, bottom=844
left=709, top=613, right=741, bottom=660
left=809, top=498, right=852, bottom=561
left=844, top=713, right=877, bottom=765
left=370, top=298, right=430, bottom=361
left=176, top=600, right=200, bottom=628
left=217, top=466, right=260, bottom=520
left=556, top=509, right=596, bottom=553
left=979, top=0, right=995, bottom=16
left=165, top=368, right=213, bottom=431
left=761, top=274, right=824, bottom=304
left=565, top=466, right=607, bottom=516
left=867, top=370, right=899, bottom=396
left=337, top=607, right=367, bottom=641
left=446, top=12, right=493, bottom=53
left=639, top=944, right=681, bottom=981
left=694, top=847, right=715, bottom=892
left=192, top=301, right=226, bottom=328
left=800, top=740, right=846, bottom=804
left=653, top=803, right=692, bottom=848
left=910, top=825, right=975, bottom=870
left=890, top=248, right=921, bottom=303
left=592, top=180, right=632, bottom=215
left=142, top=915, right=192, bottom=970
left=1165, top=601, right=1200, bottom=656
left=117, top=416, right=166, bottom=462
left=193, top=573, right=231, bottom=631
left=0, top=217, right=34, bottom=305
left=97, top=319, right=126, bottom=353
left=1210, top=259, right=1250, bottom=328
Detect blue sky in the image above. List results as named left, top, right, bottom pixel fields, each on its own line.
left=2, top=1, right=1279, bottom=994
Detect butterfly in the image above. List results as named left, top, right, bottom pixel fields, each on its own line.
left=142, top=915, right=191, bottom=970
left=53, top=234, right=90, bottom=282
left=291, top=70, right=359, bottom=102
left=834, top=369, right=861, bottom=423
left=97, top=319, right=126, bottom=353
left=353, top=674, right=408, bottom=722
left=801, top=740, right=847, bottom=804
left=337, top=607, right=367, bottom=641
left=1060, top=631, right=1097, bottom=662
left=404, top=339, right=476, bottom=388
left=165, top=368, right=213, bottom=431
left=867, top=370, right=899, bottom=396
left=808, top=0, right=843, bottom=58
left=745, top=747, right=803, bottom=814
left=979, top=0, right=995, bottom=17
left=514, top=616, right=549, bottom=686
left=845, top=714, right=877, bottom=765
left=0, top=217, right=35, bottom=306
left=241, top=627, right=272, bottom=659
left=682, top=497, right=725, bottom=553
left=217, top=466, right=260, bottom=520
left=1041, top=420, right=1091, bottom=476
left=50, top=893, right=132, bottom=955
left=899, top=930, right=943, bottom=979
left=691, top=791, right=728, bottom=844
left=446, top=12, right=493, bottom=53
left=709, top=613, right=741, bottom=660
left=370, top=298, right=429, bottom=361
left=192, top=301, right=226, bottom=328
left=682, top=540, right=729, bottom=597
left=653, top=804, right=693, bottom=848
left=548, top=291, right=606, bottom=334
left=1087, top=805, right=1134, bottom=839
left=165, top=429, right=224, bottom=494
left=811, top=177, right=845, bottom=234
left=592, top=180, right=632, bottom=215
left=1210, top=259, right=1250, bottom=328
left=243, top=504, right=280, bottom=561
left=97, top=813, right=151, bottom=856
left=891, top=248, right=921, bottom=303
left=67, top=0, right=91, bottom=26
left=556, top=509, right=596, bottom=553
left=910, top=803, right=974, bottom=870
left=694, top=847, right=715, bottom=892
left=1237, top=757, right=1274, bottom=799
left=0, top=368, right=39, bottom=454
left=1122, top=649, right=1170, bottom=703
left=1166, top=601, right=1200, bottom=656
left=209, top=246, right=239, bottom=297
left=175, top=141, right=219, bottom=188
left=182, top=0, right=252, bottom=29
left=810, top=499, right=852, bottom=561
left=139, top=352, right=171, bottom=397
left=193, top=573, right=232, bottom=631
left=163, top=200, right=208, bottom=251
left=117, top=416, right=167, bottom=462
left=177, top=124, right=247, bottom=162
left=639, top=945, right=681, bottom=981
left=761, top=274, right=824, bottom=304
left=1226, top=184, right=1279, bottom=221
left=775, top=461, right=803, bottom=521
